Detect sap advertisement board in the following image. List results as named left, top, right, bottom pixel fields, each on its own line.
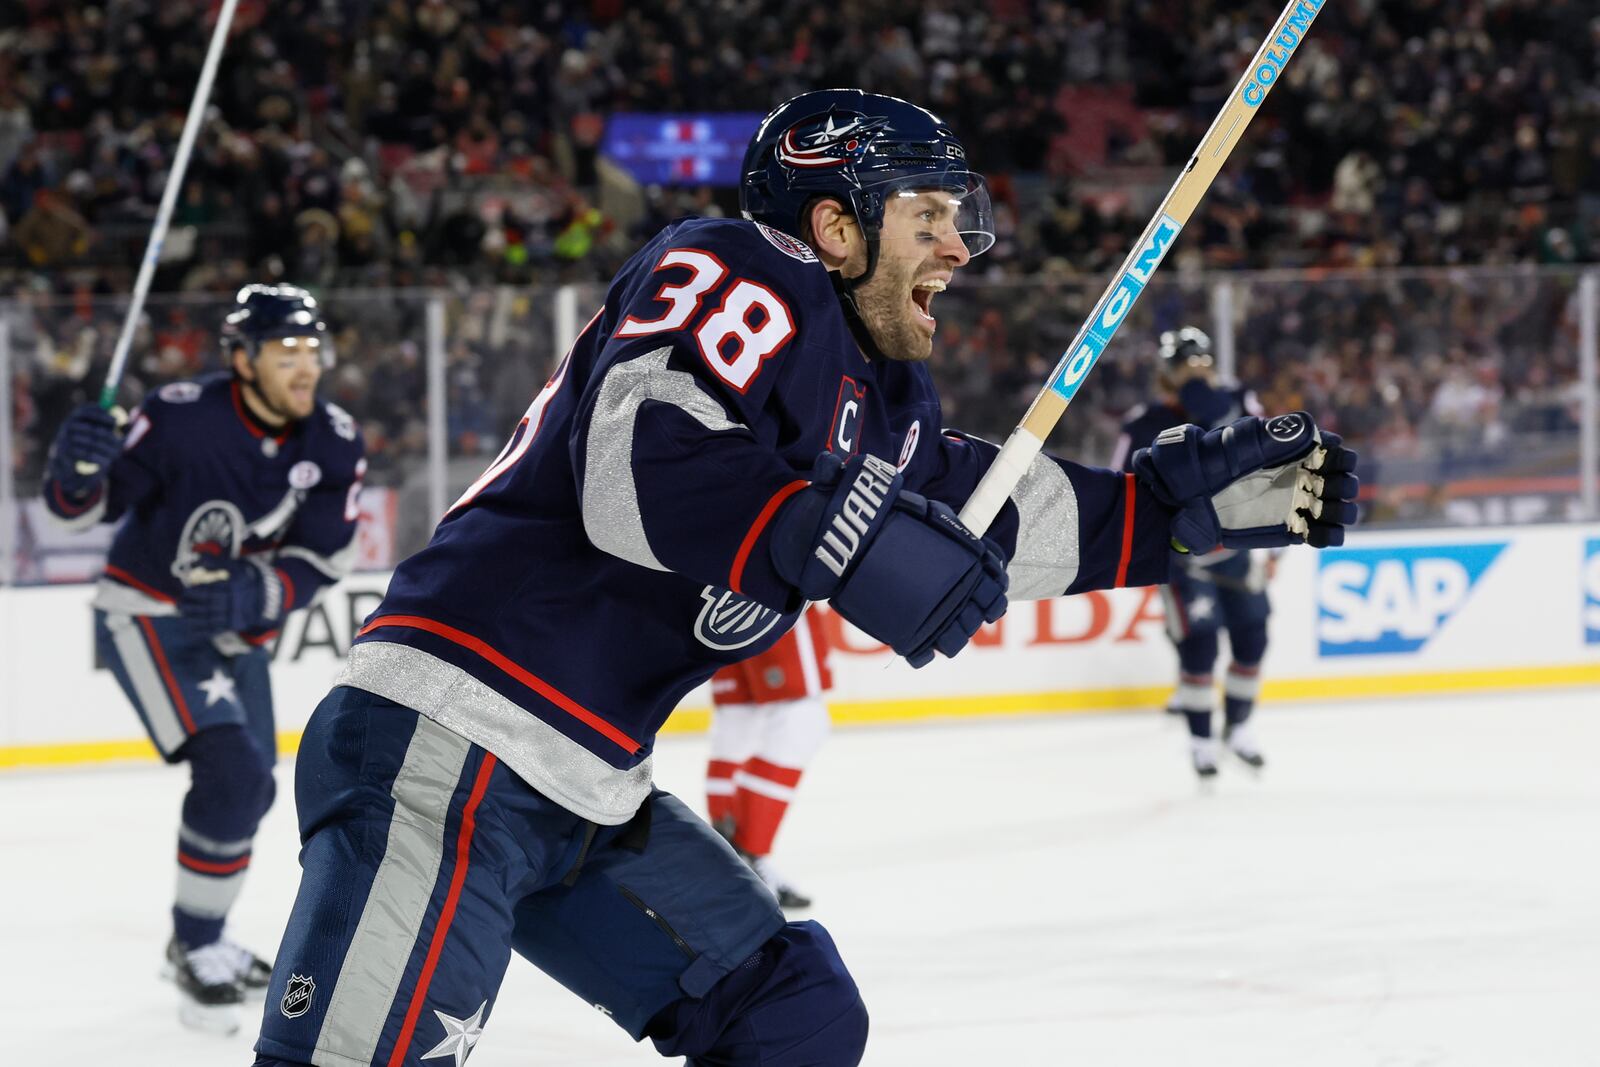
left=3, top=523, right=1598, bottom=763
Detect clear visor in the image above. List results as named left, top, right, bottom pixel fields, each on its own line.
left=860, top=170, right=995, bottom=257
left=265, top=333, right=335, bottom=369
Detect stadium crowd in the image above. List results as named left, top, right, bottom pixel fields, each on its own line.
left=3, top=0, right=1598, bottom=535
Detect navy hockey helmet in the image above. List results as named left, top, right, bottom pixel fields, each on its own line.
left=1157, top=326, right=1214, bottom=370
left=740, top=89, right=995, bottom=261
left=220, top=284, right=332, bottom=367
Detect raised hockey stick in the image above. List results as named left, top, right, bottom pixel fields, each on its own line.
left=75, top=0, right=243, bottom=474
left=958, top=0, right=1330, bottom=536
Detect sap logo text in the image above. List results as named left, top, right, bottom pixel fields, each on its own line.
left=1317, top=542, right=1505, bottom=656
left=1051, top=213, right=1180, bottom=403
left=1241, top=0, right=1325, bottom=107
left=1584, top=539, right=1600, bottom=645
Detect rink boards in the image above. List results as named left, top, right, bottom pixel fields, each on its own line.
left=4, top=521, right=1598, bottom=769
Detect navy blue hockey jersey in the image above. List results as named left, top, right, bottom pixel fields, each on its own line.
left=344, top=217, right=1178, bottom=823
left=1109, top=385, right=1262, bottom=473
left=44, top=374, right=367, bottom=641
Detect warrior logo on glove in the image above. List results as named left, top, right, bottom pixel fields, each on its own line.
left=1265, top=413, right=1307, bottom=443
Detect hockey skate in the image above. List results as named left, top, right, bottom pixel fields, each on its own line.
left=1189, top=736, right=1220, bottom=783
left=1223, top=721, right=1266, bottom=772
left=165, top=935, right=272, bottom=996
left=170, top=940, right=246, bottom=1034
left=746, top=853, right=812, bottom=910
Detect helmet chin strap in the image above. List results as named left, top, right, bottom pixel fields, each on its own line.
left=831, top=230, right=889, bottom=362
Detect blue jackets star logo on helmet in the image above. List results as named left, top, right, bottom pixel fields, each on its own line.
left=777, top=112, right=889, bottom=168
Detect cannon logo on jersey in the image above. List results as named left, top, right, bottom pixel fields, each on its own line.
left=1316, top=542, right=1506, bottom=656
left=1583, top=539, right=1600, bottom=645
left=694, top=586, right=784, bottom=651
left=171, top=501, right=246, bottom=581
left=829, top=377, right=867, bottom=456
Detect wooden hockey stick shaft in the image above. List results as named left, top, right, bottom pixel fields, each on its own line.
left=958, top=0, right=1330, bottom=536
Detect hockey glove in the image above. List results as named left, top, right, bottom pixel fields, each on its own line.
left=771, top=452, right=1009, bottom=668
left=1132, top=412, right=1360, bottom=554
left=47, top=403, right=122, bottom=499
left=178, top=556, right=287, bottom=636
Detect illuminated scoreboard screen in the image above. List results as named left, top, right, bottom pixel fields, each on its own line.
left=601, top=113, right=765, bottom=186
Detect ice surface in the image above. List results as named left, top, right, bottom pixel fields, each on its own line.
left=3, top=690, right=1597, bottom=1065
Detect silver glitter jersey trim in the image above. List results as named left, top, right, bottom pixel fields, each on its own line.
left=581, top=345, right=743, bottom=572
left=1003, top=453, right=1083, bottom=599
left=336, top=641, right=653, bottom=825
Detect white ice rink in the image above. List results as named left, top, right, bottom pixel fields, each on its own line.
left=3, top=690, right=1597, bottom=1066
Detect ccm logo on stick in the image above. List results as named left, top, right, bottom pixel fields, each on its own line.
left=1051, top=214, right=1180, bottom=403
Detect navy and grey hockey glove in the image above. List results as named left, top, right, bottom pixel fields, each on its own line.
left=771, top=452, right=1008, bottom=668
left=47, top=403, right=121, bottom=498
left=178, top=556, right=287, bottom=636
left=1132, top=412, right=1360, bottom=554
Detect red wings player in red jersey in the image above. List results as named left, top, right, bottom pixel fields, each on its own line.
left=707, top=607, right=833, bottom=908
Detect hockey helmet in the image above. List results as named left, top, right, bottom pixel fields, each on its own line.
left=740, top=89, right=994, bottom=259
left=1157, top=326, right=1214, bottom=370
left=220, top=284, right=332, bottom=367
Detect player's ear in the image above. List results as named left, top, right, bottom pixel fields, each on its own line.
left=806, top=198, right=858, bottom=266
left=231, top=344, right=255, bottom=382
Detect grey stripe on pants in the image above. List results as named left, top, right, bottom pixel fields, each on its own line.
left=312, top=716, right=473, bottom=1067
left=104, top=612, right=188, bottom=755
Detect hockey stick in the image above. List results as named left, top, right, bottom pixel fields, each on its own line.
left=76, top=0, right=243, bottom=474
left=958, top=0, right=1330, bottom=536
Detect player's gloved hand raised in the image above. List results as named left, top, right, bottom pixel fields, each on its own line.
left=47, top=403, right=122, bottom=498
left=1132, top=412, right=1360, bottom=554
left=771, top=452, right=1008, bottom=668
left=178, top=556, right=287, bottom=636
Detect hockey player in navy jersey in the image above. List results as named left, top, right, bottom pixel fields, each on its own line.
left=253, top=90, right=1357, bottom=1067
left=1111, top=326, right=1277, bottom=779
left=43, top=285, right=366, bottom=1034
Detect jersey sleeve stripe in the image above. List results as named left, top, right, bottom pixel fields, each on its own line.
left=1114, top=473, right=1137, bottom=588
left=357, top=615, right=643, bottom=755
left=729, top=479, right=809, bottom=595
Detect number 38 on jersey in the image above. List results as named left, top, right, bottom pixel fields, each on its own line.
left=616, top=248, right=797, bottom=393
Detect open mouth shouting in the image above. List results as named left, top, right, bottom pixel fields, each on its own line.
left=911, top=275, right=947, bottom=332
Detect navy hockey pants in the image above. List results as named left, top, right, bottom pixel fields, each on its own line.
left=94, top=609, right=276, bottom=762
left=254, top=686, right=868, bottom=1066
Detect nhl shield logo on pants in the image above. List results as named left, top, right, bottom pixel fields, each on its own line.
left=281, top=974, right=316, bottom=1018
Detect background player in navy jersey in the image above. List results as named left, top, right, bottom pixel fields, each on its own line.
left=253, top=90, right=1356, bottom=1067
left=1110, top=327, right=1276, bottom=780
left=43, top=285, right=367, bottom=1034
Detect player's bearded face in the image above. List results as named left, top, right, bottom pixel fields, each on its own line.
left=850, top=190, right=972, bottom=363
left=247, top=338, right=324, bottom=422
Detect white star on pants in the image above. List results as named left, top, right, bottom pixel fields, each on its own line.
left=420, top=1001, right=486, bottom=1066
left=1187, top=594, right=1216, bottom=621
left=197, top=668, right=238, bottom=707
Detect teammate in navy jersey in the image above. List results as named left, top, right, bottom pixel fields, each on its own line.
left=43, top=285, right=366, bottom=1034
left=1110, top=327, right=1276, bottom=779
left=253, top=90, right=1357, bottom=1067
